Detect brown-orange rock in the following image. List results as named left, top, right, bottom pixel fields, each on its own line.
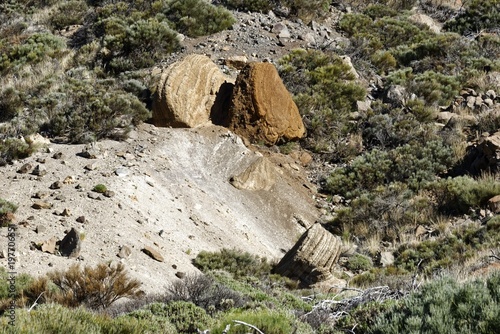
left=228, top=62, right=305, bottom=145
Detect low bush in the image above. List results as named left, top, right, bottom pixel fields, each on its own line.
left=220, top=0, right=275, bottom=12
left=193, top=248, right=272, bottom=279
left=444, top=0, right=500, bottom=35
left=279, top=49, right=365, bottom=156
left=371, top=273, right=500, bottom=334
left=163, top=0, right=235, bottom=37
left=427, top=175, right=500, bottom=215
left=142, top=301, right=212, bottom=334
left=93, top=184, right=108, bottom=194
left=0, top=198, right=17, bottom=227
left=0, top=303, right=161, bottom=334
left=345, top=254, right=374, bottom=272
left=27, top=263, right=143, bottom=311
left=48, top=0, right=89, bottom=30
left=166, top=274, right=244, bottom=312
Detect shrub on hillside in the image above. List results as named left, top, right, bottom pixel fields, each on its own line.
left=220, top=0, right=276, bottom=12
left=28, top=263, right=143, bottom=311
left=283, top=0, right=330, bottom=23
left=427, top=175, right=500, bottom=215
left=371, top=274, right=500, bottom=334
left=444, top=0, right=500, bottom=35
left=0, top=198, right=17, bottom=227
left=163, top=0, right=235, bottom=37
left=193, top=248, right=272, bottom=279
left=279, top=49, right=365, bottom=156
left=48, top=0, right=89, bottom=30
left=0, top=303, right=164, bottom=334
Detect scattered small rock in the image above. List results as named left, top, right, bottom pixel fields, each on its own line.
left=52, top=152, right=64, bottom=159
left=76, top=216, right=86, bottom=224
left=87, top=192, right=101, bottom=200
left=32, top=201, right=53, bottom=209
left=103, top=190, right=115, bottom=198
left=49, top=181, right=63, bottom=189
left=32, top=165, right=47, bottom=176
left=33, top=191, right=49, bottom=199
left=117, top=245, right=132, bottom=259
left=17, top=163, right=32, bottom=174
left=380, top=251, right=395, bottom=267
left=61, top=208, right=71, bottom=217
left=115, top=168, right=130, bottom=177
left=40, top=237, right=57, bottom=254
left=63, top=176, right=75, bottom=184
left=84, top=163, right=97, bottom=171
left=36, top=225, right=46, bottom=234
left=142, top=246, right=164, bottom=262
left=175, top=271, right=186, bottom=279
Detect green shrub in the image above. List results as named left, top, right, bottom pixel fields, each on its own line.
left=283, top=0, right=330, bottom=23
left=428, top=175, right=500, bottom=215
left=444, top=0, right=500, bottom=35
left=0, top=199, right=17, bottom=227
left=93, top=184, right=108, bottom=194
left=0, top=303, right=162, bottom=334
left=212, top=308, right=312, bottom=334
left=144, top=301, right=212, bottom=334
left=371, top=274, right=500, bottom=334
left=0, top=33, right=66, bottom=73
left=345, top=254, right=374, bottom=272
left=220, top=0, right=275, bottom=12
left=279, top=49, right=365, bottom=156
left=193, top=248, right=272, bottom=279
left=0, top=139, right=37, bottom=164
left=49, top=0, right=89, bottom=30
left=163, top=0, right=235, bottom=37
left=326, top=140, right=455, bottom=198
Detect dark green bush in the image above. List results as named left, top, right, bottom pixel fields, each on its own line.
left=193, top=248, right=272, bottom=279
left=163, top=0, right=235, bottom=37
left=444, top=0, right=500, bottom=35
left=220, top=0, right=275, bottom=12
left=0, top=138, right=36, bottom=164
left=371, top=274, right=500, bottom=334
left=92, top=184, right=108, bottom=193
left=428, top=175, right=500, bottom=215
left=283, top=0, right=330, bottom=23
left=212, top=309, right=304, bottom=334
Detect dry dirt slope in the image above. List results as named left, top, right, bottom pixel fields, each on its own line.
left=0, top=124, right=320, bottom=294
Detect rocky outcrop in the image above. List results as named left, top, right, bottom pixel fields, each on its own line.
left=230, top=156, right=276, bottom=191
left=152, top=54, right=233, bottom=128
left=274, top=223, right=346, bottom=286
left=228, top=62, right=305, bottom=145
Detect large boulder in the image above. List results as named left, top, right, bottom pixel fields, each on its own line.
left=152, top=54, right=233, bottom=128
left=228, top=62, right=305, bottom=145
left=274, top=223, right=347, bottom=286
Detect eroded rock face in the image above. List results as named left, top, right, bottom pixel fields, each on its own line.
left=152, top=54, right=233, bottom=128
left=230, top=156, right=276, bottom=191
left=228, top=62, right=305, bottom=145
left=274, top=223, right=346, bottom=286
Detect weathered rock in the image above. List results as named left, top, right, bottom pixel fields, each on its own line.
left=230, top=156, right=276, bottom=191
left=76, top=216, right=86, bottom=224
left=175, top=271, right=186, bottom=279
left=340, top=55, right=359, bottom=79
left=32, top=164, right=47, bottom=176
left=52, top=152, right=64, bottom=159
left=32, top=201, right=53, bottom=209
left=36, top=225, right=46, bottom=234
left=228, top=62, right=305, bottom=145
left=223, top=55, right=248, bottom=70
left=25, top=133, right=50, bottom=146
left=142, top=246, right=164, bottom=262
left=117, top=245, right=132, bottom=258
left=380, top=251, right=395, bottom=267
left=384, top=85, right=407, bottom=106
left=152, top=54, right=234, bottom=128
left=59, top=228, right=81, bottom=258
left=17, top=163, right=32, bottom=174
left=488, top=195, right=500, bottom=214
left=274, top=223, right=347, bottom=286
left=40, top=237, right=57, bottom=254
left=409, top=13, right=441, bottom=33
left=469, top=131, right=500, bottom=174
left=49, top=181, right=63, bottom=189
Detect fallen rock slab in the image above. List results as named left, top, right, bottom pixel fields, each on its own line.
left=142, top=246, right=164, bottom=262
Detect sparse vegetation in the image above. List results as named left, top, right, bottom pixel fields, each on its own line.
left=0, top=198, right=17, bottom=227
left=93, top=184, right=108, bottom=194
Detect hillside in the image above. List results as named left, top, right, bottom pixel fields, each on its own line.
left=1, top=0, right=500, bottom=333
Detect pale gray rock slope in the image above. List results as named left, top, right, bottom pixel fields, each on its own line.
left=0, top=124, right=319, bottom=294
